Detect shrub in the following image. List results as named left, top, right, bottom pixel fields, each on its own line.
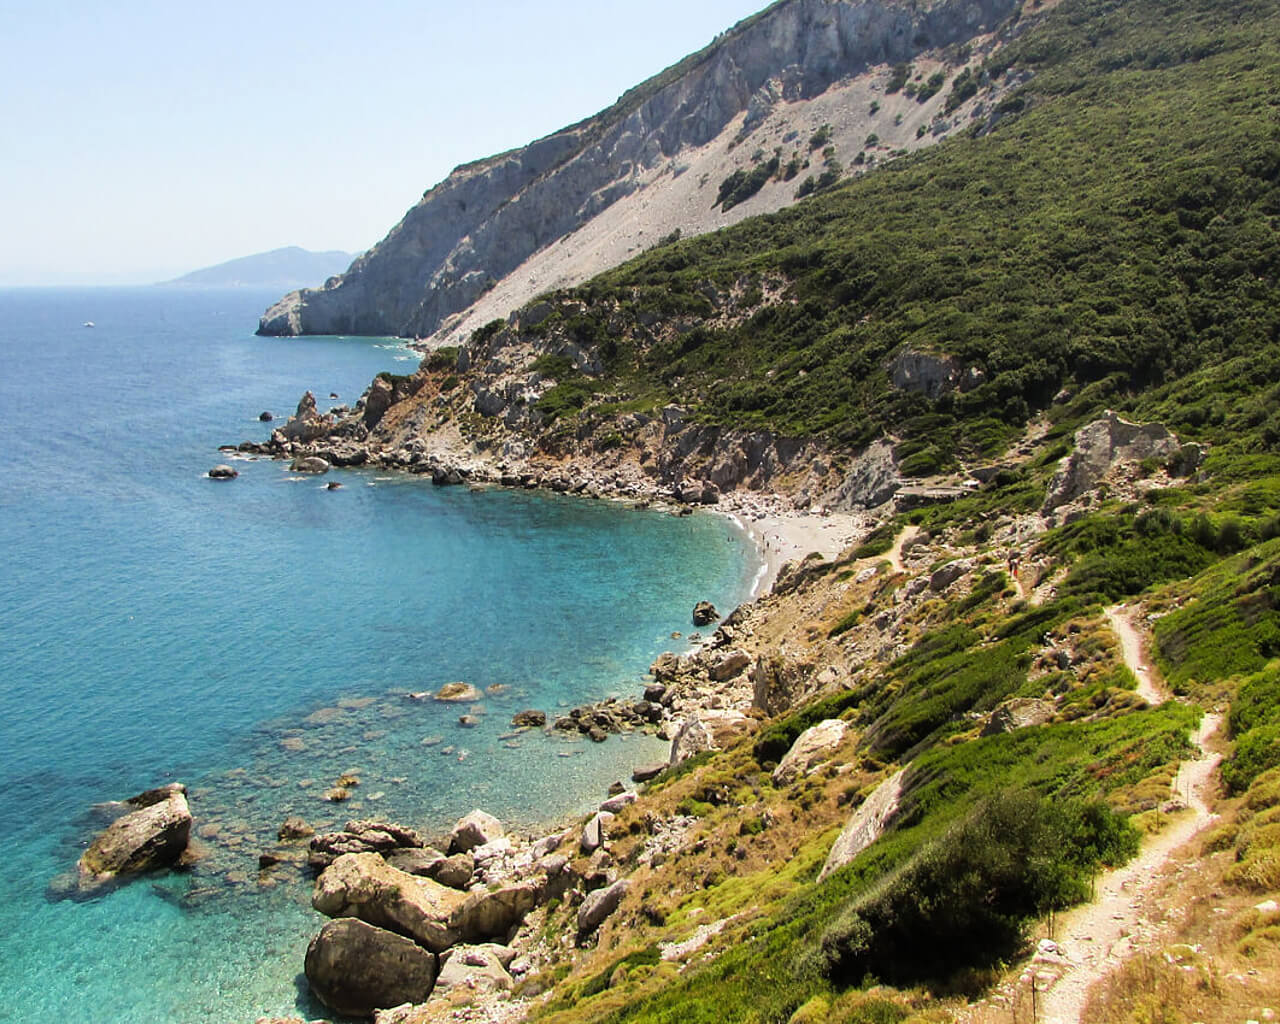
left=887, top=63, right=912, bottom=93
left=1223, top=725, right=1280, bottom=793
left=470, top=318, right=506, bottom=345
left=425, top=346, right=459, bottom=372
left=809, top=124, right=833, bottom=149
left=812, top=792, right=1138, bottom=985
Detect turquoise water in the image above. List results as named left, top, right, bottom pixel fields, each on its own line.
left=0, top=288, right=758, bottom=1022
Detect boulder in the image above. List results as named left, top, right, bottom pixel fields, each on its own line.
left=308, top=820, right=424, bottom=870
left=772, top=719, right=850, bottom=786
left=929, top=559, right=972, bottom=593
left=580, top=811, right=615, bottom=854
left=450, top=881, right=540, bottom=944
left=290, top=456, right=331, bottom=474
left=692, top=601, right=719, bottom=627
left=434, top=944, right=515, bottom=995
left=669, top=715, right=713, bottom=766
left=511, top=709, right=547, bottom=728
left=642, top=682, right=667, bottom=703
left=599, top=792, right=637, bottom=815
left=304, top=917, right=438, bottom=1018
left=709, top=649, right=751, bottom=682
left=434, top=682, right=482, bottom=703
left=448, top=809, right=504, bottom=854
left=77, top=787, right=192, bottom=888
left=312, top=852, right=465, bottom=953
left=258, top=411, right=274, bottom=422
left=383, top=847, right=446, bottom=876
left=208, top=464, right=239, bottom=480
left=632, top=762, right=667, bottom=783
left=980, top=698, right=1056, bottom=736
left=577, top=878, right=631, bottom=933
left=427, top=853, right=475, bottom=890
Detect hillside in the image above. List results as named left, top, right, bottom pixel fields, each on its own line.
left=257, top=0, right=1022, bottom=341
left=162, top=246, right=354, bottom=289
left=241, top=0, right=1280, bottom=1021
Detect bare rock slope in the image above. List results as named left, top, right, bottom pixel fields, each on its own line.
left=259, top=0, right=1019, bottom=342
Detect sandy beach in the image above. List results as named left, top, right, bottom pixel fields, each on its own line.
left=725, top=500, right=870, bottom=597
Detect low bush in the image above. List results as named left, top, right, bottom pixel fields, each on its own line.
left=811, top=791, right=1138, bottom=985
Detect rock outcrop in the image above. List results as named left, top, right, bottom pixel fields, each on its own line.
left=77, top=784, right=192, bottom=889
left=259, top=0, right=1019, bottom=342
left=819, top=768, right=907, bottom=881
left=1043, top=412, right=1194, bottom=512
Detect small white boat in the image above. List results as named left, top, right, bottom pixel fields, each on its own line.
left=82, top=321, right=95, bottom=328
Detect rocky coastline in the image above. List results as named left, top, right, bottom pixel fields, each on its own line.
left=204, top=351, right=1209, bottom=1022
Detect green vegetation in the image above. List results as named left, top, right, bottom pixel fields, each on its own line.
left=425, top=346, right=459, bottom=372
left=887, top=63, right=911, bottom=93
left=813, top=793, right=1137, bottom=985
left=542, top=0, right=1280, bottom=464
left=716, top=154, right=781, bottom=211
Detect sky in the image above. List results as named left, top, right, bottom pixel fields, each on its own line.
left=0, top=0, right=770, bottom=285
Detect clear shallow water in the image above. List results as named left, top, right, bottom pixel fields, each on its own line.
left=0, top=288, right=758, bottom=1022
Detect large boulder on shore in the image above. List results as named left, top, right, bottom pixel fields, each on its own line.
left=313, top=852, right=466, bottom=952
left=77, top=784, right=192, bottom=888
left=448, top=809, right=504, bottom=853
left=305, top=917, right=438, bottom=1018
left=772, top=719, right=850, bottom=786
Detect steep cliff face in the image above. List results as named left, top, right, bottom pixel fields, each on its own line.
left=258, top=0, right=1019, bottom=339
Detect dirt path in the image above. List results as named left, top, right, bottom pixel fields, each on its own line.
left=885, top=525, right=919, bottom=572
left=1033, top=607, right=1221, bottom=1024
left=1104, top=604, right=1167, bottom=706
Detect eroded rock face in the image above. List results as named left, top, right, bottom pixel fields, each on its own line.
left=304, top=917, right=438, bottom=1018
left=259, top=0, right=1018, bottom=341
left=772, top=719, right=850, bottom=786
left=312, top=852, right=465, bottom=952
left=820, top=768, right=907, bottom=881
left=77, top=786, right=192, bottom=888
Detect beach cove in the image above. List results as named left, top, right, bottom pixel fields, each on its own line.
left=0, top=287, right=764, bottom=1022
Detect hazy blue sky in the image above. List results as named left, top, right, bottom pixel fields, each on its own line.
left=1, top=0, right=769, bottom=285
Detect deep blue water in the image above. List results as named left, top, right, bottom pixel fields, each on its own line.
left=0, top=288, right=757, bottom=1022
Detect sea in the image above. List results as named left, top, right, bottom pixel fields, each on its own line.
left=0, top=287, right=759, bottom=1023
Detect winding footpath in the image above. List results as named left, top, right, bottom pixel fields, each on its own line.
left=1035, top=605, right=1223, bottom=1024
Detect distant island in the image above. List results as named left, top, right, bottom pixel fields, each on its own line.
left=159, top=246, right=355, bottom=289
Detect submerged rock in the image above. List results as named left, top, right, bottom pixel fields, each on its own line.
left=305, top=917, right=438, bottom=1017
left=434, top=682, right=482, bottom=703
